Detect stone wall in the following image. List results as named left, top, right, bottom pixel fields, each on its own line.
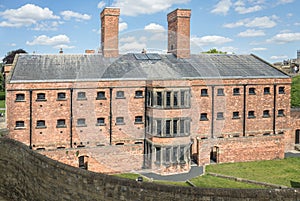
left=1, top=137, right=300, bottom=201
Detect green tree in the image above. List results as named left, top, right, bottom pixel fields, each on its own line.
left=2, top=49, right=27, bottom=64
left=291, top=75, right=300, bottom=107
left=202, top=48, right=227, bottom=54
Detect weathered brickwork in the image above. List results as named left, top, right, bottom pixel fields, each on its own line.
left=1, top=138, right=300, bottom=201
left=5, top=7, right=296, bottom=176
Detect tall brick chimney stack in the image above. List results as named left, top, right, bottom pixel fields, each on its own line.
left=167, top=9, right=191, bottom=59
left=100, top=8, right=120, bottom=57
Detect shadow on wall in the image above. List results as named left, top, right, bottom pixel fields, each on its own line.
left=0, top=137, right=300, bottom=201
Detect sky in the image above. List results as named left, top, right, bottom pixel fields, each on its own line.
left=0, top=0, right=299, bottom=63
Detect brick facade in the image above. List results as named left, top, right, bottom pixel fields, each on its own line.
left=5, top=7, right=298, bottom=175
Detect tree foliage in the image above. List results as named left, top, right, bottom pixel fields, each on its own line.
left=2, top=49, right=27, bottom=64
left=291, top=75, right=300, bottom=107
left=202, top=48, right=227, bottom=54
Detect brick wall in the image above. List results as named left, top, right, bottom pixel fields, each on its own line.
left=1, top=137, right=299, bottom=201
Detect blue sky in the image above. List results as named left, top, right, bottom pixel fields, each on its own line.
left=0, top=0, right=299, bottom=63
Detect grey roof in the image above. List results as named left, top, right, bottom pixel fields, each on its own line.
left=9, top=53, right=289, bottom=83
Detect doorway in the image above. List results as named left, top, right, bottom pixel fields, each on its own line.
left=210, top=146, right=219, bottom=163
left=295, top=130, right=300, bottom=144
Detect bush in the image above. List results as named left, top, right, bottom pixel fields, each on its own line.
left=0, top=91, right=5, bottom=101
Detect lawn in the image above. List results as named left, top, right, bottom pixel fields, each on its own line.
left=206, top=157, right=300, bottom=187
left=292, top=75, right=300, bottom=107
left=114, top=158, right=300, bottom=188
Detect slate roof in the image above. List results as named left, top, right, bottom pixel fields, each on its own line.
left=9, top=53, right=289, bottom=83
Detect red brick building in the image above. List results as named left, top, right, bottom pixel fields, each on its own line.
left=5, top=8, right=296, bottom=175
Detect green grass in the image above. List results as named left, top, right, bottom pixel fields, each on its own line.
left=190, top=174, right=265, bottom=189
left=292, top=75, right=300, bottom=107
left=206, top=158, right=300, bottom=187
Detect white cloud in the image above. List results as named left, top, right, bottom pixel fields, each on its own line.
left=10, top=43, right=16, bottom=47
left=211, top=0, right=232, bottom=15
left=267, top=32, right=300, bottom=44
left=238, top=29, right=265, bottom=37
left=270, top=55, right=288, bottom=60
left=60, top=11, right=91, bottom=21
left=191, top=35, right=233, bottom=47
left=277, top=0, right=294, bottom=5
left=112, top=0, right=190, bottom=16
left=120, top=41, right=146, bottom=53
left=0, top=4, right=59, bottom=27
left=235, top=5, right=262, bottom=14
left=119, top=22, right=128, bottom=32
left=97, top=1, right=106, bottom=9
left=144, top=23, right=165, bottom=32
left=26, top=35, right=71, bottom=46
left=294, top=22, right=300, bottom=26
left=251, top=47, right=267, bottom=51
left=53, top=44, right=75, bottom=50
left=224, top=16, right=277, bottom=29
left=219, top=46, right=238, bottom=53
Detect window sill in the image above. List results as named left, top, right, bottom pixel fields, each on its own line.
left=262, top=115, right=270, bottom=118
left=56, top=98, right=67, bottom=101
left=216, top=118, right=224, bottom=120
left=14, top=127, right=26, bottom=130
left=36, top=99, right=47, bottom=102
left=249, top=93, right=256, bottom=95
left=77, top=98, right=87, bottom=101
left=76, top=125, right=87, bottom=127
left=277, top=115, right=285, bottom=117
left=134, top=96, right=144, bottom=99
left=15, top=100, right=25, bottom=102
left=247, top=116, right=256, bottom=119
left=233, top=93, right=240, bottom=96
left=217, top=94, right=225, bottom=96
left=201, top=94, right=209, bottom=97
left=232, top=117, right=240, bottom=119
left=96, top=123, right=106, bottom=126
left=134, top=122, right=143, bottom=124
left=96, top=97, right=107, bottom=100
left=56, top=125, right=67, bottom=128
left=264, top=93, right=271, bottom=95
left=116, top=97, right=125, bottom=99
left=115, top=123, right=125, bottom=125
left=36, top=126, right=47, bottom=129
left=200, top=119, right=209, bottom=121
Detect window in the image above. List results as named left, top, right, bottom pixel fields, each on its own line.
left=165, top=147, right=171, bottom=163
left=135, top=116, right=143, bottom=124
left=173, top=147, right=178, bottom=162
left=173, top=92, right=178, bottom=106
left=77, top=92, right=86, bottom=100
left=116, top=117, right=124, bottom=125
left=156, top=92, right=162, bottom=106
left=16, top=94, right=25, bottom=101
left=248, top=111, right=255, bottom=118
left=201, top=89, right=208, bottom=96
left=249, top=87, right=256, bottom=95
left=180, top=91, right=185, bottom=106
left=216, top=112, right=224, bottom=120
left=36, top=93, right=46, bottom=101
left=173, top=120, right=178, bottom=136
left=217, top=88, right=224, bottom=96
left=264, top=87, right=270, bottom=95
left=165, top=120, right=171, bottom=136
left=279, top=87, right=285, bottom=94
left=96, top=91, right=106, bottom=100
left=179, top=146, right=185, bottom=162
left=180, top=120, right=185, bottom=135
left=57, top=119, right=66, bottom=128
left=233, top=88, right=240, bottom=95
left=116, top=91, right=125, bottom=99
left=166, top=91, right=171, bottom=107
left=36, top=120, right=46, bottom=128
left=135, top=90, right=143, bottom=98
left=57, top=92, right=66, bottom=100
left=147, top=91, right=153, bottom=106
left=263, top=110, right=270, bottom=118
left=77, top=118, right=86, bottom=127
left=15, top=121, right=25, bottom=128
left=157, top=120, right=162, bottom=136
left=156, top=147, right=161, bottom=164
left=232, top=111, right=240, bottom=119
left=96, top=118, right=105, bottom=126
left=278, top=109, right=284, bottom=117
left=200, top=113, right=208, bottom=121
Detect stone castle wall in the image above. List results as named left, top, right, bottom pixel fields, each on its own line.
left=1, top=137, right=300, bottom=201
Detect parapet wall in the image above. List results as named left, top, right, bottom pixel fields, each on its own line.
left=0, top=137, right=299, bottom=201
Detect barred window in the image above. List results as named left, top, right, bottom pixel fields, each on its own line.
left=16, top=94, right=25, bottom=101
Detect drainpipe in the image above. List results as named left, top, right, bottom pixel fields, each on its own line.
left=143, top=86, right=147, bottom=169
left=29, top=90, right=33, bottom=149
left=243, top=85, right=247, bottom=137
left=109, top=87, right=113, bottom=145
left=273, top=84, right=277, bottom=135
left=70, top=88, right=73, bottom=148
left=211, top=86, right=215, bottom=138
